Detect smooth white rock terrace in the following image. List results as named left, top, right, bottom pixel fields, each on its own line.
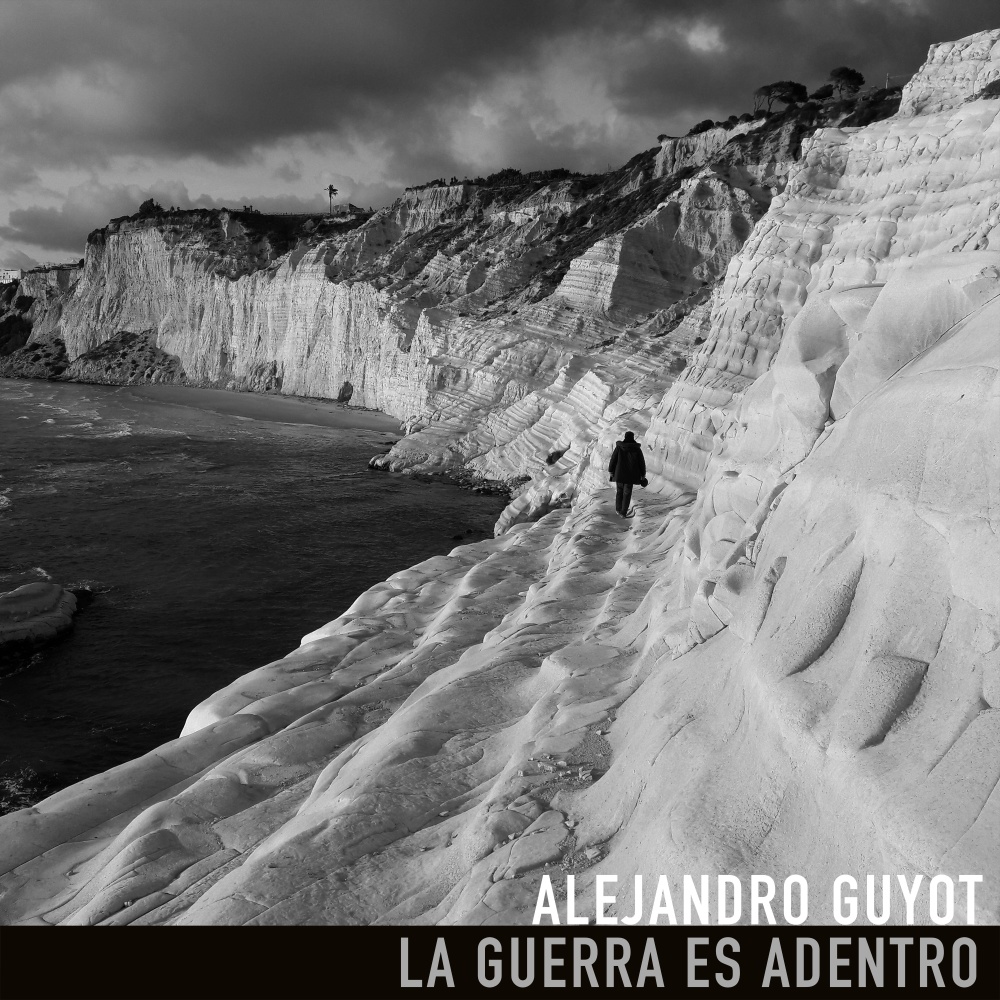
left=0, top=30, right=997, bottom=926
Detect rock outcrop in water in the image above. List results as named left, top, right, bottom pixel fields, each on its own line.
left=0, top=583, right=78, bottom=664
left=0, top=31, right=997, bottom=926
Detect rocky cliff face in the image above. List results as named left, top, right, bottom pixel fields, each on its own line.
left=1, top=31, right=997, bottom=926
left=5, top=110, right=816, bottom=430
left=0, top=265, right=82, bottom=374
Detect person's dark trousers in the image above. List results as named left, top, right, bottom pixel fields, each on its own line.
left=615, top=482, right=633, bottom=515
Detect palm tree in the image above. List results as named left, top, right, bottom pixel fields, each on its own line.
left=327, top=185, right=338, bottom=213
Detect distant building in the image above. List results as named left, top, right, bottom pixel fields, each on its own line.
left=0, top=268, right=24, bottom=283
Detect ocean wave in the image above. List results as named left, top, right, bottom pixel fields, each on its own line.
left=143, top=426, right=189, bottom=437
left=91, top=425, right=133, bottom=438
left=52, top=420, right=135, bottom=439
left=0, top=384, right=35, bottom=403
left=54, top=423, right=97, bottom=438
left=11, top=482, right=58, bottom=495
left=65, top=579, right=113, bottom=595
left=0, top=566, right=54, bottom=588
left=0, top=652, right=45, bottom=684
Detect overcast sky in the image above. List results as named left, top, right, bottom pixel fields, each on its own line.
left=0, top=0, right=995, bottom=264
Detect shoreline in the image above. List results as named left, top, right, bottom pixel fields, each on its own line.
left=387, top=465, right=524, bottom=500
left=119, top=382, right=402, bottom=433
left=0, top=376, right=508, bottom=813
left=1, top=377, right=402, bottom=434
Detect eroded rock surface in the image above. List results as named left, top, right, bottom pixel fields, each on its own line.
left=63, top=330, right=186, bottom=386
left=0, top=30, right=997, bottom=926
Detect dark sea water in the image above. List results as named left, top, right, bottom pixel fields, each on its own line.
left=0, top=378, right=505, bottom=806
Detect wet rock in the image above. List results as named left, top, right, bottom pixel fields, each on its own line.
left=0, top=583, right=78, bottom=655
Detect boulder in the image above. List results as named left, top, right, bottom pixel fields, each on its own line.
left=0, top=582, right=78, bottom=653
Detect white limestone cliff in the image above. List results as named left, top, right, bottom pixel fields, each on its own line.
left=900, top=30, right=1000, bottom=115
left=0, top=30, right=997, bottom=927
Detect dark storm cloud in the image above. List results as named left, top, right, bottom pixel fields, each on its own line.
left=3, top=0, right=993, bottom=168
left=0, top=0, right=995, bottom=253
left=0, top=179, right=346, bottom=253
left=608, top=0, right=1000, bottom=126
left=0, top=0, right=615, bottom=166
left=0, top=181, right=206, bottom=252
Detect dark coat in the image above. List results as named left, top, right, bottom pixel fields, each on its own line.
left=608, top=440, right=646, bottom=484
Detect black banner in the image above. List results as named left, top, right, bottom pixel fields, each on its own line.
left=1, top=926, right=997, bottom=999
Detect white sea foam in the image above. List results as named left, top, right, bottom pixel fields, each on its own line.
left=14, top=483, right=58, bottom=495
left=0, top=383, right=35, bottom=403
left=89, top=422, right=134, bottom=438
left=65, top=579, right=112, bottom=594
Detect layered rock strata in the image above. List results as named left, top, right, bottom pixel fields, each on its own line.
left=7, top=113, right=810, bottom=419
left=0, top=31, right=997, bottom=926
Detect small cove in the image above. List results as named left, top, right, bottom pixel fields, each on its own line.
left=0, top=378, right=506, bottom=806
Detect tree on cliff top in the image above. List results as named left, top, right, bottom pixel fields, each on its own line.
left=137, top=199, right=163, bottom=216
left=327, top=184, right=338, bottom=213
left=829, top=66, right=865, bottom=98
left=687, top=118, right=716, bottom=136
left=753, top=80, right=807, bottom=112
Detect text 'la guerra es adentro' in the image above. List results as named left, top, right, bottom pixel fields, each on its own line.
left=397, top=874, right=987, bottom=990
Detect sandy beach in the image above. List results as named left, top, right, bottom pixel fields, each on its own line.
left=121, top=383, right=402, bottom=433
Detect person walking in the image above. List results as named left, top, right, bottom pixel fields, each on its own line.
left=608, top=430, right=647, bottom=517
